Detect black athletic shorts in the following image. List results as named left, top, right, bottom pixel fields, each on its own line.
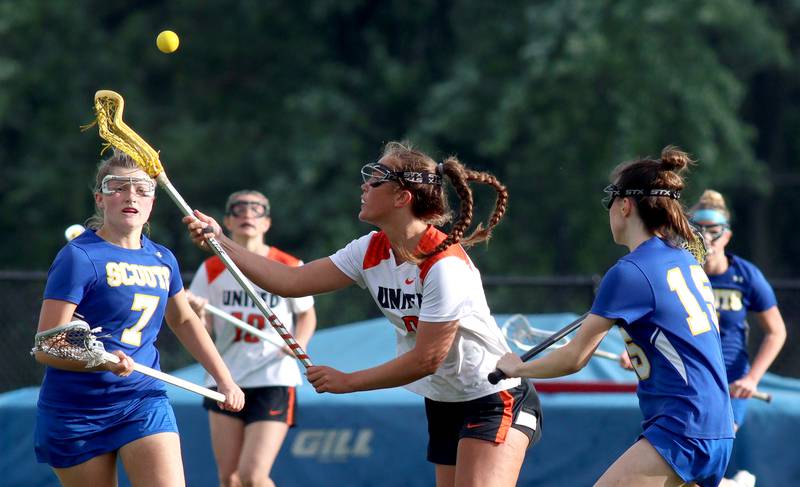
left=203, top=385, right=296, bottom=426
left=424, top=379, right=543, bottom=465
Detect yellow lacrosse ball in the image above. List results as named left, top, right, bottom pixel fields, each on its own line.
left=156, top=30, right=179, bottom=53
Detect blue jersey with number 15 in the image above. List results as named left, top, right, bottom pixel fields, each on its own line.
left=39, top=229, right=183, bottom=408
left=591, top=237, right=734, bottom=439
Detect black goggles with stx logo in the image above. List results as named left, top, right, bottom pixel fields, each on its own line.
left=226, top=200, right=269, bottom=217
left=602, top=184, right=681, bottom=210
left=360, top=162, right=443, bottom=188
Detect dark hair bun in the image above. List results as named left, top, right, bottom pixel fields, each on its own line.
left=660, top=145, right=692, bottom=172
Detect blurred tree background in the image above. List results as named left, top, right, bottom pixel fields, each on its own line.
left=1, top=0, right=799, bottom=333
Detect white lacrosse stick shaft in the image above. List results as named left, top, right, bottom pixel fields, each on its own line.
left=102, top=351, right=225, bottom=402
left=204, top=303, right=287, bottom=349
left=591, top=349, right=620, bottom=361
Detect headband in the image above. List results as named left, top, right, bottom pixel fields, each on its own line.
left=691, top=209, right=728, bottom=226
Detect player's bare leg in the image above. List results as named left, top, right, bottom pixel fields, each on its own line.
left=434, top=464, right=456, bottom=487
left=209, top=411, right=245, bottom=487
left=237, top=420, right=290, bottom=487
left=119, top=431, right=185, bottom=487
left=595, top=438, right=684, bottom=487
left=53, top=452, right=118, bottom=487
left=454, top=428, right=529, bottom=487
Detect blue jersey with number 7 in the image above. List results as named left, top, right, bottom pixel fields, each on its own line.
left=39, top=229, right=183, bottom=408
left=591, top=237, right=734, bottom=439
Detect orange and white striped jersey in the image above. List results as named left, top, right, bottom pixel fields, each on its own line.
left=330, top=226, right=519, bottom=402
left=189, top=247, right=314, bottom=388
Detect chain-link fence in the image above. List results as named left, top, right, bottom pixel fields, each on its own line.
left=2, top=271, right=798, bottom=392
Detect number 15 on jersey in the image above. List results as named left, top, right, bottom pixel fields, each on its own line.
left=667, top=265, right=719, bottom=335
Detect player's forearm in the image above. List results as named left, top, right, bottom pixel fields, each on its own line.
left=514, top=346, right=583, bottom=379
left=748, top=331, right=786, bottom=381
left=347, top=350, right=438, bottom=392
left=217, top=236, right=299, bottom=296
left=748, top=307, right=787, bottom=382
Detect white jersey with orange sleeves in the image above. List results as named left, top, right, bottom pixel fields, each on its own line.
left=329, top=226, right=520, bottom=402
left=189, top=247, right=314, bottom=388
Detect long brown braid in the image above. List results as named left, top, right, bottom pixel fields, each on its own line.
left=381, top=142, right=509, bottom=260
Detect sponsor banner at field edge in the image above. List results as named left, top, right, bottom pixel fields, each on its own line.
left=290, top=428, right=373, bottom=462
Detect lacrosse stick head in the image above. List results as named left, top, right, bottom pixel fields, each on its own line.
left=501, top=314, right=570, bottom=354
left=32, top=320, right=108, bottom=368
left=681, top=224, right=708, bottom=265
left=93, top=90, right=163, bottom=178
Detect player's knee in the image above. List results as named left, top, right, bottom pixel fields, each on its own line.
left=238, top=469, right=274, bottom=487
left=219, top=471, right=239, bottom=487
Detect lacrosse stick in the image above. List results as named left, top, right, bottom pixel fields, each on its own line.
left=749, top=390, right=772, bottom=403
left=502, top=314, right=620, bottom=361
left=489, top=312, right=590, bottom=384
left=682, top=223, right=708, bottom=264
left=204, top=303, right=287, bottom=350
left=494, top=315, right=773, bottom=402
left=90, top=90, right=311, bottom=368
left=33, top=321, right=225, bottom=402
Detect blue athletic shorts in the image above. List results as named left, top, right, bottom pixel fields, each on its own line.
left=731, top=397, right=749, bottom=427
left=642, top=424, right=734, bottom=487
left=35, top=392, right=179, bottom=468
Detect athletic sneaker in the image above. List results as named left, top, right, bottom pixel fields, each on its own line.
left=732, top=470, right=756, bottom=487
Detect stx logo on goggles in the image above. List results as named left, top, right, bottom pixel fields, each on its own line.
left=361, top=162, right=442, bottom=188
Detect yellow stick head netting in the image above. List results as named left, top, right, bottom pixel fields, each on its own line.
left=90, top=90, right=164, bottom=178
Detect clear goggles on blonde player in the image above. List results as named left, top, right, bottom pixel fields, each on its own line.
left=226, top=200, right=269, bottom=218
left=691, top=209, right=730, bottom=242
left=360, top=162, right=442, bottom=188
left=100, top=175, right=156, bottom=197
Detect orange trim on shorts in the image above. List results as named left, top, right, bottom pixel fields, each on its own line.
left=286, top=387, right=296, bottom=426
left=495, top=390, right=515, bottom=443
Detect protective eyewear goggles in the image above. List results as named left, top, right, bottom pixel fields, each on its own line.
left=360, top=162, right=443, bottom=188
left=602, top=184, right=681, bottom=210
left=691, top=222, right=729, bottom=242
left=100, top=175, right=156, bottom=197
left=226, top=200, right=269, bottom=218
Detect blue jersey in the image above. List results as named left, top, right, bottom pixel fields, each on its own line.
left=39, top=229, right=183, bottom=407
left=591, top=237, right=734, bottom=439
left=708, top=254, right=776, bottom=383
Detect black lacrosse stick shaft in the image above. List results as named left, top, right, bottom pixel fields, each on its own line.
left=488, top=312, right=591, bottom=384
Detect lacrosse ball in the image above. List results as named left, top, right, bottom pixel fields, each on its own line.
left=65, top=224, right=86, bottom=242
left=156, top=30, right=180, bottom=53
